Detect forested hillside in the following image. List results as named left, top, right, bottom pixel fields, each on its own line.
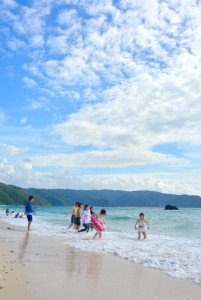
left=1, top=181, right=201, bottom=207
left=0, top=182, right=49, bottom=206
left=28, top=188, right=201, bottom=208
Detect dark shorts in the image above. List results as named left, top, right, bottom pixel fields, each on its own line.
left=71, top=214, right=76, bottom=224
left=84, top=223, right=90, bottom=231
left=27, top=215, right=33, bottom=222
left=75, top=217, right=81, bottom=226
left=73, top=216, right=77, bottom=225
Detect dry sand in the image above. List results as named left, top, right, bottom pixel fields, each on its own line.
left=0, top=219, right=201, bottom=300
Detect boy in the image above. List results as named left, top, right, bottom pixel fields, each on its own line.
left=75, top=203, right=82, bottom=230
left=25, top=195, right=36, bottom=231
left=66, top=202, right=79, bottom=230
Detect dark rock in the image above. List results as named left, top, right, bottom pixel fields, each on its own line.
left=164, top=205, right=179, bottom=210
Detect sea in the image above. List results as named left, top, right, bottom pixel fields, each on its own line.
left=1, top=206, right=201, bottom=285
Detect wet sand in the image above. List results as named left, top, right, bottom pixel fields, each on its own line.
left=0, top=220, right=201, bottom=300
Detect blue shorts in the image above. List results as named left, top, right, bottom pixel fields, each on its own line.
left=27, top=215, right=33, bottom=222
left=71, top=215, right=76, bottom=224
left=75, top=217, right=81, bottom=226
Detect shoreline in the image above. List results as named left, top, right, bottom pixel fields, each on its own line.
left=0, top=220, right=201, bottom=300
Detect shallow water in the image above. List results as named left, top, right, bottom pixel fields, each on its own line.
left=1, top=206, right=201, bottom=284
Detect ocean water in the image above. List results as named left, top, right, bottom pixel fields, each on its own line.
left=1, top=206, right=201, bottom=285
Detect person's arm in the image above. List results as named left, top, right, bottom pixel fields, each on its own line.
left=135, top=219, right=139, bottom=229
left=65, top=207, right=73, bottom=217
left=31, top=203, right=36, bottom=215
left=81, top=211, right=86, bottom=223
left=144, top=219, right=149, bottom=228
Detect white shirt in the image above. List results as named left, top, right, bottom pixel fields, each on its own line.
left=81, top=210, right=91, bottom=223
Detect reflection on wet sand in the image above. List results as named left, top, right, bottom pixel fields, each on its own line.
left=18, top=232, right=29, bottom=261
left=65, top=246, right=102, bottom=284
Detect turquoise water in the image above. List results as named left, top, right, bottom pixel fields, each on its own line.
left=1, top=206, right=201, bottom=284
left=29, top=206, right=201, bottom=239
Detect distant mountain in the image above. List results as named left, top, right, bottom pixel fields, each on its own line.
left=27, top=188, right=201, bottom=208
left=1, top=181, right=201, bottom=207
left=0, top=182, right=49, bottom=206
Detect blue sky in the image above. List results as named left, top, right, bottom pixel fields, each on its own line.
left=0, top=0, right=201, bottom=195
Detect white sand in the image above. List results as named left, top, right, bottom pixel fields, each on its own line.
left=0, top=220, right=201, bottom=300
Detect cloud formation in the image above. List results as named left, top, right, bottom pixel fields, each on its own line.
left=0, top=0, right=201, bottom=195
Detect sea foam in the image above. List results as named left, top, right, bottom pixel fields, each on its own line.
left=1, top=207, right=201, bottom=285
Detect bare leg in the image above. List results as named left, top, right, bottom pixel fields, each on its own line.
left=142, top=232, right=147, bottom=239
left=93, top=229, right=100, bottom=240
left=27, top=221, right=32, bottom=231
left=67, top=223, right=73, bottom=230
left=138, top=231, right=141, bottom=240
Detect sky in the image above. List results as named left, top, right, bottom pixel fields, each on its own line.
left=0, top=0, right=201, bottom=195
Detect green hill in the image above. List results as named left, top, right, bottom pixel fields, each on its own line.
left=28, top=188, right=201, bottom=208
left=1, top=181, right=201, bottom=207
left=0, top=182, right=49, bottom=206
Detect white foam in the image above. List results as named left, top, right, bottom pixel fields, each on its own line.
left=1, top=209, right=201, bottom=285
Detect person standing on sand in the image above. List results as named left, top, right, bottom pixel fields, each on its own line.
left=91, top=209, right=106, bottom=240
left=75, top=203, right=82, bottom=230
left=135, top=213, right=149, bottom=240
left=65, top=202, right=79, bottom=230
left=25, top=195, right=36, bottom=231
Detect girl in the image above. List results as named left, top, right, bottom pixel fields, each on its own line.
left=78, top=204, right=91, bottom=233
left=135, top=213, right=149, bottom=239
left=91, top=209, right=106, bottom=239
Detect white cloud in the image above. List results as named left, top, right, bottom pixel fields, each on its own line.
left=0, top=159, right=15, bottom=177
left=20, top=117, right=28, bottom=124
left=29, top=34, right=44, bottom=48
left=1, top=144, right=28, bottom=156
left=7, top=37, right=26, bottom=51
left=23, top=77, right=37, bottom=88
left=1, top=0, right=201, bottom=196
left=0, top=162, right=198, bottom=195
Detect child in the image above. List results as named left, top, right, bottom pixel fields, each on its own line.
left=91, top=209, right=106, bottom=240
left=74, top=203, right=82, bottom=230
left=25, top=195, right=36, bottom=231
left=135, top=213, right=149, bottom=240
left=78, top=204, right=91, bottom=233
left=65, top=202, right=79, bottom=230
left=89, top=206, right=94, bottom=230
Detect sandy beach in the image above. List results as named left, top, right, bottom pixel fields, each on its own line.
left=0, top=220, right=201, bottom=300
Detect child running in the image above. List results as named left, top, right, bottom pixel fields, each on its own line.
left=91, top=209, right=106, bottom=240
left=78, top=204, right=91, bottom=233
left=65, top=202, right=79, bottom=230
left=135, top=213, right=149, bottom=240
left=74, top=203, right=82, bottom=230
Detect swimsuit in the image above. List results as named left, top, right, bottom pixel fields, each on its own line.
left=135, top=219, right=148, bottom=232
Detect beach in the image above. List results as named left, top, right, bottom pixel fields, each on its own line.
left=0, top=219, right=201, bottom=300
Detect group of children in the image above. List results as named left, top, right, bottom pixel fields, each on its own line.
left=11, top=196, right=150, bottom=239
left=65, top=202, right=106, bottom=239
left=66, top=201, right=149, bottom=240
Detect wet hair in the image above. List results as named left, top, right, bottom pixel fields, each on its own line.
left=139, top=213, right=144, bottom=217
left=28, top=195, right=34, bottom=201
left=78, top=203, right=82, bottom=208
left=75, top=202, right=79, bottom=205
left=100, top=209, right=106, bottom=215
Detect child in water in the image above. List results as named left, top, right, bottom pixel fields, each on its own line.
left=135, top=213, right=149, bottom=240
left=91, top=209, right=106, bottom=240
